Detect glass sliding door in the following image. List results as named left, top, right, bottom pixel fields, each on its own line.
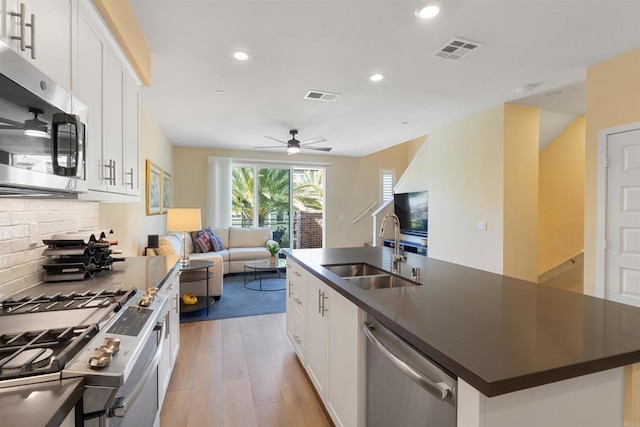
left=231, top=164, right=324, bottom=249
left=292, top=168, right=324, bottom=249
left=258, top=168, right=291, bottom=248
left=231, top=166, right=255, bottom=227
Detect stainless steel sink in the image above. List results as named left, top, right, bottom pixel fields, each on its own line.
left=322, top=263, right=388, bottom=277
left=344, top=274, right=418, bottom=290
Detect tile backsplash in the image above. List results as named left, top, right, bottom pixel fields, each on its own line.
left=0, top=199, right=99, bottom=298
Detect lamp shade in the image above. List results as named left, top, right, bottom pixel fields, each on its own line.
left=166, top=208, right=202, bottom=232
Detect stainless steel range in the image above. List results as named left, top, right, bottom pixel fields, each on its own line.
left=0, top=284, right=168, bottom=426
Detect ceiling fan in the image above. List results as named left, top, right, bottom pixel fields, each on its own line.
left=255, top=129, right=332, bottom=154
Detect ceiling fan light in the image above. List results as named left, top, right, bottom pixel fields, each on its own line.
left=415, top=1, right=442, bottom=19
left=287, top=146, right=300, bottom=155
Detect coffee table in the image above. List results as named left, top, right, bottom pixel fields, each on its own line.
left=244, top=258, right=287, bottom=291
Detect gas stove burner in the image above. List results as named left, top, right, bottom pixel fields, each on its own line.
left=0, top=288, right=135, bottom=315
left=2, top=348, right=53, bottom=374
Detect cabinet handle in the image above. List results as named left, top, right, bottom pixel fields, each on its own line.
left=173, top=292, right=179, bottom=314
left=294, top=335, right=302, bottom=345
left=288, top=281, right=293, bottom=297
left=165, top=313, right=170, bottom=339
left=293, top=297, right=302, bottom=306
left=320, top=291, right=328, bottom=317
left=318, top=289, right=322, bottom=315
left=10, top=3, right=25, bottom=51
left=26, top=12, right=34, bottom=59
left=126, top=168, right=134, bottom=189
left=104, top=159, right=116, bottom=185
left=10, top=4, right=35, bottom=58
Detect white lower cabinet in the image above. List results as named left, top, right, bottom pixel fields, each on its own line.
left=286, top=259, right=306, bottom=363
left=158, top=269, right=180, bottom=408
left=286, top=261, right=362, bottom=427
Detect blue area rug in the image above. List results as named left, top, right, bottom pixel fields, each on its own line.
left=180, top=273, right=285, bottom=323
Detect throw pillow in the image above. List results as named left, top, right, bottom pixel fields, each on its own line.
left=211, top=234, right=224, bottom=252
left=190, top=231, right=200, bottom=251
left=194, top=233, right=212, bottom=253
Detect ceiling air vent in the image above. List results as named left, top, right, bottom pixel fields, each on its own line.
left=434, top=38, right=482, bottom=60
left=304, top=90, right=341, bottom=102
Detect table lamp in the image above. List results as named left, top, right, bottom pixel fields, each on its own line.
left=166, top=208, right=202, bottom=266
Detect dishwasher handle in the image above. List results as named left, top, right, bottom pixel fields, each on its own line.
left=363, top=322, right=452, bottom=401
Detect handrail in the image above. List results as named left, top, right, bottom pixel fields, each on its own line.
left=352, top=201, right=378, bottom=223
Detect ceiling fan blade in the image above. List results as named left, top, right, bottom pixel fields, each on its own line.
left=264, top=136, right=287, bottom=144
left=252, top=145, right=287, bottom=149
left=300, top=136, right=327, bottom=146
left=303, top=146, right=332, bottom=152
left=0, top=125, right=20, bottom=130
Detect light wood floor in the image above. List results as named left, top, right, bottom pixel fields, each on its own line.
left=160, top=313, right=332, bottom=427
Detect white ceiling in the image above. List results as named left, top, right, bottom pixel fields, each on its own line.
left=130, top=0, right=640, bottom=157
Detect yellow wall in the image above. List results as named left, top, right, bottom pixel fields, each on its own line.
left=92, top=0, right=151, bottom=86
left=584, top=48, right=640, bottom=424
left=172, top=142, right=412, bottom=248
left=503, top=104, right=539, bottom=282
left=538, top=115, right=585, bottom=275
left=99, top=107, right=173, bottom=255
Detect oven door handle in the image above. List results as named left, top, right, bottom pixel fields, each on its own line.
left=108, top=319, right=165, bottom=418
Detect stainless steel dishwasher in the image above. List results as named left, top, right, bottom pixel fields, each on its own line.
left=364, top=316, right=457, bottom=427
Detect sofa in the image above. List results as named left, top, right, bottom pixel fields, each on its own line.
left=148, top=226, right=274, bottom=298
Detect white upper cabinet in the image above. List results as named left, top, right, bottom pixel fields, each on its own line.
left=76, top=0, right=141, bottom=201
left=1, top=1, right=73, bottom=91
left=102, top=46, right=125, bottom=194
left=124, top=72, right=140, bottom=196
left=77, top=7, right=104, bottom=192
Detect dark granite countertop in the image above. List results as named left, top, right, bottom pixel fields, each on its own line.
left=11, top=255, right=180, bottom=299
left=0, top=377, right=85, bottom=427
left=286, top=247, right=640, bottom=397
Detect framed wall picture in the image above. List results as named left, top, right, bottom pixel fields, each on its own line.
left=161, top=170, right=171, bottom=214
left=146, top=160, right=162, bottom=215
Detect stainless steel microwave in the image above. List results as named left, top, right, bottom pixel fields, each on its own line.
left=0, top=41, right=87, bottom=196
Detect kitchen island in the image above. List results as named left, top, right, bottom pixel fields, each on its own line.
left=286, top=246, right=640, bottom=427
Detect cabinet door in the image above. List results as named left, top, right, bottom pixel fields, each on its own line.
left=286, top=259, right=306, bottom=362
left=77, top=6, right=104, bottom=191
left=305, top=276, right=328, bottom=398
left=21, top=0, right=73, bottom=90
left=102, top=46, right=125, bottom=194
left=169, top=278, right=180, bottom=364
left=0, top=0, right=20, bottom=50
left=326, top=286, right=361, bottom=427
left=123, top=72, right=140, bottom=196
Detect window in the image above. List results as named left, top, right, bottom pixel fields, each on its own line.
left=380, top=169, right=395, bottom=204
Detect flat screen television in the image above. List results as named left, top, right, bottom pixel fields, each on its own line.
left=393, top=191, right=428, bottom=237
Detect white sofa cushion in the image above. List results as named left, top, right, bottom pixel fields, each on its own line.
left=228, top=247, right=271, bottom=261
left=229, top=227, right=272, bottom=248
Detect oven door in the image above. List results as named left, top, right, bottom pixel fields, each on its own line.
left=83, top=319, right=164, bottom=427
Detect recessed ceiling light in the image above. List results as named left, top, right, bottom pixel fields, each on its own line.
left=415, top=1, right=442, bottom=19
left=233, top=51, right=249, bottom=61
left=215, top=90, right=224, bottom=94
left=548, top=91, right=563, bottom=98
left=370, top=73, right=384, bottom=82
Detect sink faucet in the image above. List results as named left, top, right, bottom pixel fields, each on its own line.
left=379, top=213, right=407, bottom=275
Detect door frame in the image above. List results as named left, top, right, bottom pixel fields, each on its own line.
left=595, top=121, right=640, bottom=299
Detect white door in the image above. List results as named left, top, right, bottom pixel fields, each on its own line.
left=606, top=128, right=640, bottom=306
